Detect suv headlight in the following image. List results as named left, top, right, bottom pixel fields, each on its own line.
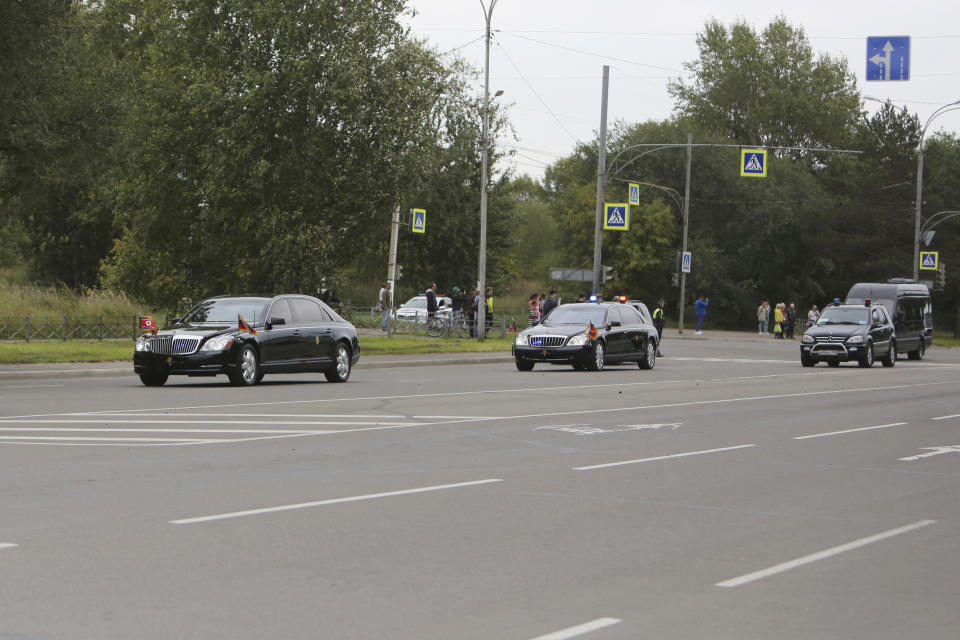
left=515, top=333, right=529, bottom=346
left=846, top=335, right=864, bottom=344
left=135, top=334, right=152, bottom=352
left=567, top=334, right=590, bottom=346
left=801, top=334, right=814, bottom=344
left=201, top=334, right=235, bottom=352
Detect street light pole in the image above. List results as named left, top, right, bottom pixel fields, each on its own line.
left=591, top=65, right=610, bottom=296
left=477, top=0, right=497, bottom=340
left=678, top=132, right=692, bottom=334
left=913, top=100, right=960, bottom=282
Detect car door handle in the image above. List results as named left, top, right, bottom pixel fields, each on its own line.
left=321, top=328, right=331, bottom=334
left=293, top=330, right=301, bottom=336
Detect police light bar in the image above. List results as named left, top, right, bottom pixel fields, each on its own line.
left=617, top=295, right=627, bottom=303
left=589, top=294, right=598, bottom=303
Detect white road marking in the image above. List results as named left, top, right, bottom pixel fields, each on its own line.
left=171, top=478, right=503, bottom=524
left=528, top=617, right=622, bottom=640
left=1, top=384, right=64, bottom=389
left=0, top=427, right=332, bottom=434
left=574, top=444, right=755, bottom=471
left=0, top=543, right=17, bottom=550
left=0, top=435, right=220, bottom=442
left=0, top=418, right=425, bottom=426
left=899, top=445, right=960, bottom=461
left=793, top=422, right=908, bottom=440
left=716, top=519, right=936, bottom=588
left=932, top=413, right=960, bottom=421
left=5, top=376, right=959, bottom=421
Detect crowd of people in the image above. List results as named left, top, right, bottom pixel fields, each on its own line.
left=756, top=300, right=821, bottom=338
left=526, top=290, right=559, bottom=326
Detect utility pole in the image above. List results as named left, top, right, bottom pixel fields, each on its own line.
left=678, top=133, right=692, bottom=334
left=477, top=0, right=497, bottom=339
left=591, top=65, right=609, bottom=296
left=386, top=204, right=400, bottom=337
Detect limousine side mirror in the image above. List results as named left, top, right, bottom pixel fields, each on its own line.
left=609, top=320, right=621, bottom=327
left=266, top=317, right=286, bottom=330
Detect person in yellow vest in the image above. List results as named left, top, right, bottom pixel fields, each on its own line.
left=774, top=302, right=785, bottom=338
left=485, top=287, right=494, bottom=332
left=652, top=299, right=666, bottom=357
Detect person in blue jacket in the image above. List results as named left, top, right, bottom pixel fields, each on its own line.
left=695, top=295, right=709, bottom=334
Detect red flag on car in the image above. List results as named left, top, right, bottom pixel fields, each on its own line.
left=238, top=314, right=258, bottom=335
left=139, top=315, right=158, bottom=334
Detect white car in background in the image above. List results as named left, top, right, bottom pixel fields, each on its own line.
left=396, top=294, right=453, bottom=321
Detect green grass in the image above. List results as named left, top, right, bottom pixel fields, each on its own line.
left=361, top=335, right=514, bottom=355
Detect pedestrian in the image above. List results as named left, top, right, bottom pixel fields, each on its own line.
left=694, top=295, right=709, bottom=334
left=541, top=290, right=559, bottom=317
left=485, top=286, right=494, bottom=332
left=807, top=303, right=819, bottom=327
left=451, top=286, right=463, bottom=314
left=577, top=293, right=586, bottom=302
left=425, top=283, right=438, bottom=319
left=757, top=300, right=770, bottom=335
left=377, top=282, right=392, bottom=332
left=527, top=293, right=540, bottom=326
left=785, top=303, right=797, bottom=339
left=465, top=288, right=477, bottom=337
left=773, top=302, right=784, bottom=338
left=653, top=299, right=666, bottom=356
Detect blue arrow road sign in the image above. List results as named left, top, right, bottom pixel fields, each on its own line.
left=867, top=37, right=909, bottom=81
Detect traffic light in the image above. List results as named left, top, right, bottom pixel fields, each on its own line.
left=395, top=264, right=403, bottom=280
left=935, top=263, right=946, bottom=290
left=602, top=265, right=617, bottom=283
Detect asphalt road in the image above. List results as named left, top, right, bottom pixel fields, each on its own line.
left=1, top=335, right=959, bottom=639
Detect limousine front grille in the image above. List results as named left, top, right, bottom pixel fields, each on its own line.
left=529, top=335, right=567, bottom=347
left=149, top=335, right=202, bottom=355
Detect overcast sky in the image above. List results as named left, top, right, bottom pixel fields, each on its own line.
left=402, top=1, right=960, bottom=180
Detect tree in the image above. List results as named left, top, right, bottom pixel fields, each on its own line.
left=668, top=17, right=861, bottom=153
left=100, top=0, right=479, bottom=308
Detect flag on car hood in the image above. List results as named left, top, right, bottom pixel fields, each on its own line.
left=139, top=315, right=158, bottom=334
left=238, top=314, right=258, bottom=335
left=586, top=322, right=598, bottom=340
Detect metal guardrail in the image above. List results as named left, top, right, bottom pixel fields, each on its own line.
left=339, top=303, right=510, bottom=338
left=0, top=316, right=143, bottom=341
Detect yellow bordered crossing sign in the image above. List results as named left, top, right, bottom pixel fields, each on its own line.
left=740, top=149, right=767, bottom=178
left=411, top=208, right=426, bottom=234
left=603, top=203, right=629, bottom=231
left=628, top=183, right=640, bottom=205
left=920, top=251, right=939, bottom=271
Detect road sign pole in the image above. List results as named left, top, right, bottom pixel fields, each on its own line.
left=387, top=204, right=400, bottom=337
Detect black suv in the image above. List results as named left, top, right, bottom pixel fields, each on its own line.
left=800, top=303, right=896, bottom=368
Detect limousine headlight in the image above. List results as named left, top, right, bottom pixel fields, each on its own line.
left=567, top=334, right=590, bottom=346
left=135, top=334, right=152, bottom=352
left=201, top=334, right=234, bottom=352
left=515, top=333, right=529, bottom=346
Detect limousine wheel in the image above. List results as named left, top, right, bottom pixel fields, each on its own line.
left=139, top=373, right=168, bottom=387
left=229, top=345, right=261, bottom=386
left=638, top=338, right=656, bottom=370
left=586, top=341, right=605, bottom=371
left=325, top=343, right=352, bottom=382
left=515, top=357, right=534, bottom=371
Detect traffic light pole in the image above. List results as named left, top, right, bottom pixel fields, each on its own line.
left=591, top=65, right=609, bottom=296
left=386, top=204, right=399, bottom=337
left=678, top=133, right=692, bottom=334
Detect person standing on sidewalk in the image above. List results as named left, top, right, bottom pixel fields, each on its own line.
left=757, top=300, right=770, bottom=335
left=785, top=302, right=797, bottom=339
left=695, top=295, right=709, bottom=335
left=378, top=282, right=392, bottom=332
left=653, top=299, right=666, bottom=356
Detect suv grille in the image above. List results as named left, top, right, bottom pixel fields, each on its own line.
left=149, top=335, right=202, bottom=355
left=529, top=335, right=566, bottom=347
left=816, top=336, right=846, bottom=343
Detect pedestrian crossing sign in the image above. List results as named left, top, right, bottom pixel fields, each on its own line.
left=411, top=208, right=426, bottom=234
left=603, top=203, right=630, bottom=231
left=740, top=148, right=767, bottom=177
left=920, top=251, right=939, bottom=271
left=628, top=183, right=640, bottom=205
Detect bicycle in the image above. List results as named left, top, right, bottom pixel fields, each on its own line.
left=424, top=313, right=445, bottom=337
left=452, top=311, right=470, bottom=339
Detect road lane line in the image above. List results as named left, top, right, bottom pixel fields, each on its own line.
left=170, top=478, right=504, bottom=524
left=793, top=422, right=908, bottom=440
left=932, top=413, right=960, bottom=421
left=528, top=618, right=622, bottom=640
left=0, top=378, right=960, bottom=424
left=0, top=435, right=222, bottom=442
left=574, top=444, right=755, bottom=471
left=0, top=543, right=17, bottom=549
left=0, top=418, right=425, bottom=426
left=716, top=519, right=936, bottom=588
left=0, top=427, right=334, bottom=434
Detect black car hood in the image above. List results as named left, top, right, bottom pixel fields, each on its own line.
left=805, top=324, right=868, bottom=339
left=159, top=323, right=237, bottom=338
left=522, top=323, right=598, bottom=338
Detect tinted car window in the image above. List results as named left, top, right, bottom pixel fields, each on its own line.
left=268, top=298, right=294, bottom=325
left=182, top=297, right=270, bottom=324
left=289, top=298, right=330, bottom=323
left=816, top=308, right=869, bottom=325
left=620, top=306, right=640, bottom=326
left=544, top=305, right=607, bottom=326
